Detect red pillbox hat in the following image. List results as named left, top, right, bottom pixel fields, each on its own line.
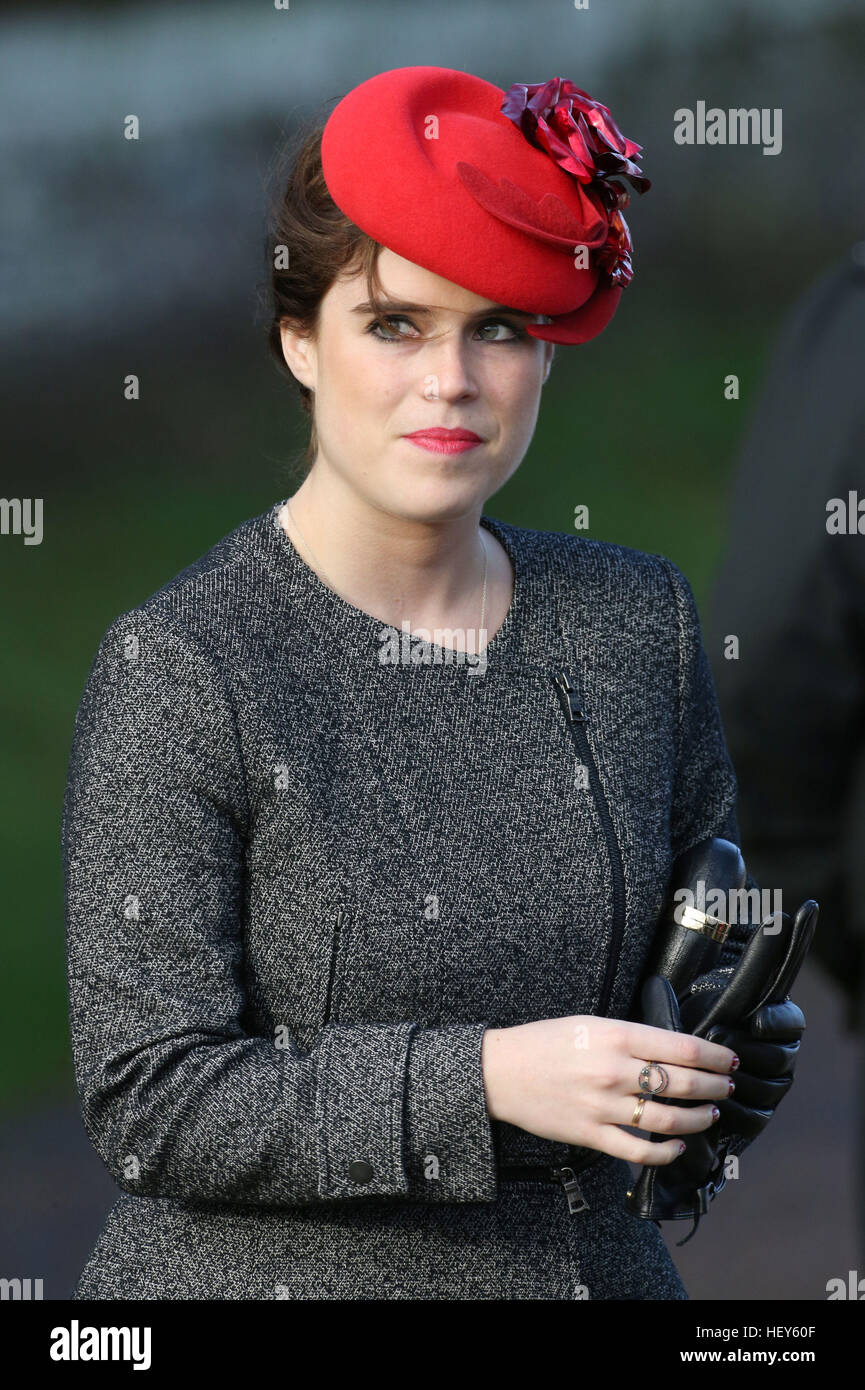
left=320, top=65, right=650, bottom=344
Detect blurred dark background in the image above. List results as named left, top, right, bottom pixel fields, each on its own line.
left=1, top=0, right=862, bottom=1300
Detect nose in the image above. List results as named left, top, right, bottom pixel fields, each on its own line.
left=419, top=331, right=480, bottom=403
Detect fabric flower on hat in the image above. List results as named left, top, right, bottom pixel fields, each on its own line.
left=500, top=77, right=650, bottom=288
left=500, top=78, right=650, bottom=194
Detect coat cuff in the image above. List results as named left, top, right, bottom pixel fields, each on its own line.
left=314, top=1021, right=499, bottom=1204
left=315, top=1022, right=416, bottom=1199
left=403, top=1022, right=499, bottom=1202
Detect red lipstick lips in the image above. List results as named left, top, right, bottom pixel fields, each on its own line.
left=403, top=428, right=484, bottom=455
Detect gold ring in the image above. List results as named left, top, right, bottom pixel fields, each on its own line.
left=631, top=1095, right=647, bottom=1126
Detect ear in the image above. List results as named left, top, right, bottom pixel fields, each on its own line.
left=279, top=320, right=317, bottom=391
left=542, top=343, right=555, bottom=383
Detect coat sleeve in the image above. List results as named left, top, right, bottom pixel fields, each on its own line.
left=658, top=556, right=761, bottom=970
left=63, top=609, right=498, bottom=1208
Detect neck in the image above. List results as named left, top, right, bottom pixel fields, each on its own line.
left=281, top=463, right=492, bottom=632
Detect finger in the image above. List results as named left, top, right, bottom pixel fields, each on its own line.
left=750, top=999, right=805, bottom=1041
left=717, top=1100, right=776, bottom=1142
left=718, top=1073, right=792, bottom=1116
left=706, top=1032, right=799, bottom=1077
left=625, top=1021, right=737, bottom=1073
left=767, top=900, right=818, bottom=1004
left=698, top=920, right=790, bottom=1029
left=622, top=1059, right=734, bottom=1103
left=589, top=1124, right=686, bottom=1167
left=617, top=1094, right=719, bottom=1136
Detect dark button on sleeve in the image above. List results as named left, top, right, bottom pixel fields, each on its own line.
left=348, top=1159, right=374, bottom=1184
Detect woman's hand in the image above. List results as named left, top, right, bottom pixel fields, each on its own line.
left=481, top=1015, right=738, bottom=1166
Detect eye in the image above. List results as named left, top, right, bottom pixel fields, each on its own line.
left=366, top=315, right=421, bottom=342
left=364, top=314, right=528, bottom=344
left=475, top=319, right=527, bottom=342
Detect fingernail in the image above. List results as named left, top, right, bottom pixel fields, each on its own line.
left=677, top=1142, right=687, bottom=1154
left=730, top=1055, right=741, bottom=1071
left=711, top=1106, right=720, bottom=1120
left=728, top=1079, right=736, bottom=1095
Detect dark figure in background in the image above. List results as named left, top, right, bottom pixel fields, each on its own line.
left=706, top=240, right=865, bottom=1242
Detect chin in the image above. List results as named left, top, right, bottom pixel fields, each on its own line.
left=377, top=474, right=494, bottom=525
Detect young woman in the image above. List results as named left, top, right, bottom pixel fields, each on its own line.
left=64, top=66, right=746, bottom=1300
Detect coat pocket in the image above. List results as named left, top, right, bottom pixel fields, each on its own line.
left=242, top=876, right=355, bottom=1044
left=322, top=906, right=352, bottom=1025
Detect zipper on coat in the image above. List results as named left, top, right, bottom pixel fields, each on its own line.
left=323, top=908, right=346, bottom=1024
left=551, top=1165, right=590, bottom=1215
left=552, top=668, right=627, bottom=1019
left=501, top=1150, right=607, bottom=1213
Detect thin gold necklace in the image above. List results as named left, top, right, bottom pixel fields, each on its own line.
left=284, top=498, right=489, bottom=644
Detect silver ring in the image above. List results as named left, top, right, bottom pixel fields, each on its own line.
left=638, top=1062, right=670, bottom=1096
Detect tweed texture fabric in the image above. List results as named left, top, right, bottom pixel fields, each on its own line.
left=63, top=499, right=754, bottom=1300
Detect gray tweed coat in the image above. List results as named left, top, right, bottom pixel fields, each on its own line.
left=62, top=499, right=753, bottom=1300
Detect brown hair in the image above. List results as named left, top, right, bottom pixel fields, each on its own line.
left=264, top=120, right=392, bottom=480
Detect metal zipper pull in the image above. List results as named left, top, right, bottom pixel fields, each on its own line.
left=552, top=1165, right=589, bottom=1214
left=553, top=669, right=587, bottom=723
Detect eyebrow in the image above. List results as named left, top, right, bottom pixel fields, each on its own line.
left=350, top=298, right=537, bottom=320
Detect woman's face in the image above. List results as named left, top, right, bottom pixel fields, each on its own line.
left=280, top=248, right=554, bottom=523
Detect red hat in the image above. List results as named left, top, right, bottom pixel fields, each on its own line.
left=320, top=66, right=650, bottom=345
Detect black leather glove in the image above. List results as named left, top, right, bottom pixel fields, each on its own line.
left=625, top=898, right=818, bottom=1242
